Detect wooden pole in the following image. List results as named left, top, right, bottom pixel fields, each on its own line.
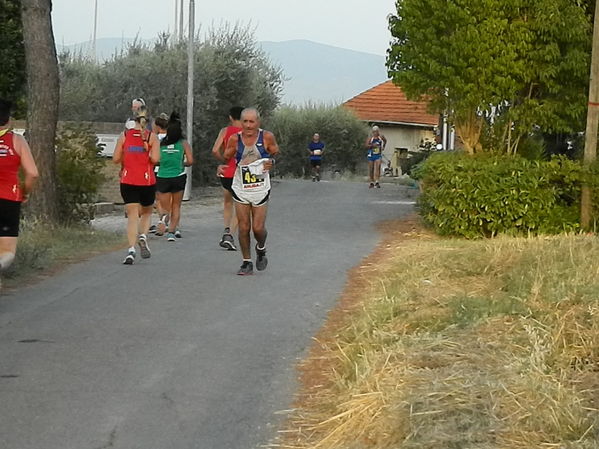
left=581, top=0, right=599, bottom=229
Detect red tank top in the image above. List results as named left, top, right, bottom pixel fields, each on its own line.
left=0, top=131, right=23, bottom=202
left=120, top=129, right=156, bottom=186
left=222, top=126, right=242, bottom=178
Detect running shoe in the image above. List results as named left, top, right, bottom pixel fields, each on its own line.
left=237, top=261, right=254, bottom=276
left=123, top=249, right=136, bottom=265
left=219, top=233, right=237, bottom=251
left=312, top=177, right=316, bottom=182
left=369, top=182, right=374, bottom=189
left=255, top=245, right=268, bottom=271
left=174, top=229, right=182, bottom=238
left=316, top=174, right=320, bottom=182
left=167, top=232, right=176, bottom=242
left=138, top=236, right=151, bottom=259
left=375, top=182, right=381, bottom=188
left=149, top=224, right=157, bottom=234
left=157, top=217, right=167, bottom=236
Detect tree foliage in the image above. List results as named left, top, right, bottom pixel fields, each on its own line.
left=0, top=0, right=26, bottom=116
left=265, top=105, right=369, bottom=178
left=59, top=24, right=284, bottom=184
left=387, top=0, right=592, bottom=154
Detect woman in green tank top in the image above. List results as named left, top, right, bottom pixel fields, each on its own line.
left=155, top=112, right=193, bottom=241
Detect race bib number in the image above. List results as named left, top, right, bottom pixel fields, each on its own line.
left=241, top=166, right=265, bottom=189
left=372, top=146, right=381, bottom=155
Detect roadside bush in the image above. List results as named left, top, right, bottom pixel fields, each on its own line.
left=56, top=124, right=105, bottom=223
left=266, top=105, right=368, bottom=178
left=415, top=152, right=593, bottom=237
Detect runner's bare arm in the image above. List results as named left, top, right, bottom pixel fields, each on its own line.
left=112, top=134, right=125, bottom=164
left=183, top=140, right=194, bottom=166
left=210, top=128, right=226, bottom=162
left=14, top=134, right=39, bottom=198
left=148, top=133, right=160, bottom=165
left=263, top=131, right=280, bottom=171
left=223, top=133, right=239, bottom=162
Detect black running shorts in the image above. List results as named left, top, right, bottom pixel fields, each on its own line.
left=0, top=199, right=21, bottom=237
left=310, top=159, right=322, bottom=167
left=120, top=183, right=156, bottom=207
left=156, top=174, right=187, bottom=194
left=219, top=176, right=234, bottom=193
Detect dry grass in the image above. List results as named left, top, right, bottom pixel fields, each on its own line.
left=274, top=222, right=599, bottom=449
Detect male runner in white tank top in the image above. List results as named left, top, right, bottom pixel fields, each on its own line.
left=223, top=108, right=279, bottom=275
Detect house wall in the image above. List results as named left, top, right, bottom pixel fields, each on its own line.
left=377, top=124, right=435, bottom=175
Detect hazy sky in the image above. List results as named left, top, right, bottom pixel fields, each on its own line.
left=52, top=0, right=397, bottom=56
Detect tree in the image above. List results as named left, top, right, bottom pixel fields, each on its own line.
left=0, top=0, right=26, bottom=116
left=387, top=0, right=592, bottom=154
left=21, top=0, right=60, bottom=220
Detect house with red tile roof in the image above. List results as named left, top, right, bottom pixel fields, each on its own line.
left=343, top=80, right=440, bottom=175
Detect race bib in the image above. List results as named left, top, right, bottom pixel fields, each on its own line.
left=241, top=166, right=266, bottom=189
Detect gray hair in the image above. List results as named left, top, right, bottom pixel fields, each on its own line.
left=241, top=107, right=261, bottom=121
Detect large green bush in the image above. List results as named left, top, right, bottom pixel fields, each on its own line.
left=415, top=152, right=596, bottom=238
left=56, top=124, right=105, bottom=223
left=265, top=105, right=368, bottom=177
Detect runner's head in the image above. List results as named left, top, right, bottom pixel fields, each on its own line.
left=153, top=113, right=169, bottom=133
left=133, top=107, right=148, bottom=131
left=241, top=108, right=260, bottom=133
left=371, top=125, right=380, bottom=136
left=312, top=133, right=320, bottom=142
left=229, top=106, right=244, bottom=122
left=131, top=98, right=146, bottom=113
left=162, top=111, right=184, bottom=146
left=0, top=99, right=12, bottom=127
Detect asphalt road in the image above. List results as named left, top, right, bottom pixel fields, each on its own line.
left=0, top=179, right=416, bottom=449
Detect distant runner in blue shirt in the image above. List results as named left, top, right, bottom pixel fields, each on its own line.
left=308, top=133, right=324, bottom=182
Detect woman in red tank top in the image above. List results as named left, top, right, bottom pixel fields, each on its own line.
left=113, top=110, right=160, bottom=265
left=0, top=99, right=39, bottom=288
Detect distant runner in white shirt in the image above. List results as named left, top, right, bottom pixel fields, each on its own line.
left=223, top=108, right=280, bottom=276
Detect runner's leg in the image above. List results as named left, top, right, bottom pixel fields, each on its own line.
left=235, top=202, right=252, bottom=260
left=251, top=204, right=268, bottom=248
left=139, top=205, right=153, bottom=237
left=125, top=203, right=141, bottom=248
left=223, top=189, right=237, bottom=233
left=0, top=237, right=17, bottom=270
left=169, top=191, right=184, bottom=233
left=374, top=159, right=382, bottom=185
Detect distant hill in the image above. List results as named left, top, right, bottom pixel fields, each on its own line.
left=259, top=40, right=388, bottom=105
left=57, top=38, right=389, bottom=105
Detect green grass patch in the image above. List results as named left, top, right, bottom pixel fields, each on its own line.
left=3, top=219, right=125, bottom=285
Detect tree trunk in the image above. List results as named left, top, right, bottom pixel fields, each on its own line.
left=454, top=109, right=484, bottom=154
left=20, top=0, right=59, bottom=221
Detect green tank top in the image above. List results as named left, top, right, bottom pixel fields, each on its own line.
left=158, top=140, right=185, bottom=178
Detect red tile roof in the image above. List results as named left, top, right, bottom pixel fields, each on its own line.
left=343, top=80, right=439, bottom=127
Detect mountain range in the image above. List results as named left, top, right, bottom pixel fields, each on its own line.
left=57, top=38, right=389, bottom=105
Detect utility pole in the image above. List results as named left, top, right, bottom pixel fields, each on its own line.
left=174, top=0, right=178, bottom=43
left=581, top=0, right=599, bottom=229
left=183, top=0, right=195, bottom=200
left=92, top=0, right=98, bottom=62
left=179, top=0, right=185, bottom=42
